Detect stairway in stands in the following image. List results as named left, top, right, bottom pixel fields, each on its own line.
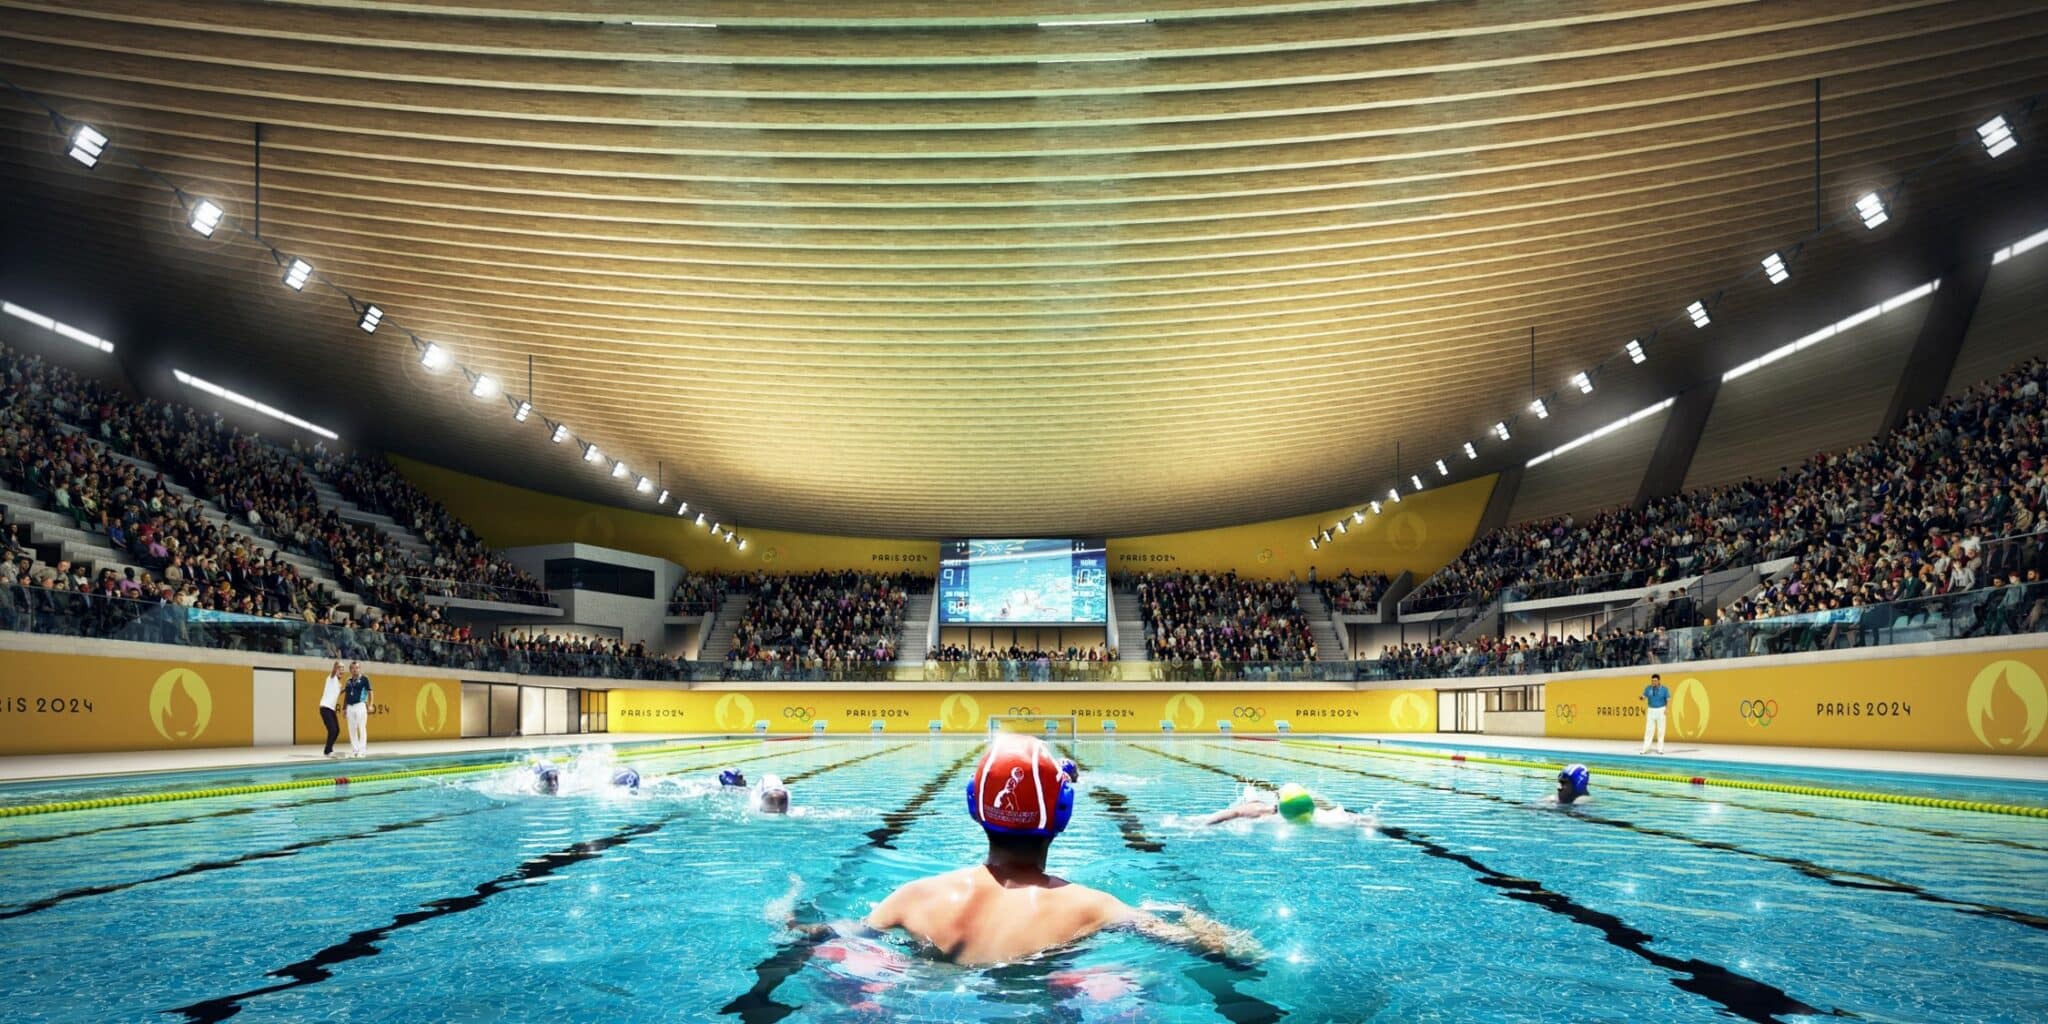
left=1298, top=586, right=1349, bottom=661
left=1112, top=587, right=1149, bottom=660
left=700, top=594, right=752, bottom=661
left=75, top=432, right=377, bottom=620
left=895, top=591, right=934, bottom=665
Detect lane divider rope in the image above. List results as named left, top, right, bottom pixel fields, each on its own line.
left=1277, top=740, right=2048, bottom=819
left=0, top=737, right=761, bottom=820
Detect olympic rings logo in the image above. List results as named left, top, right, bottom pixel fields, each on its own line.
left=1231, top=706, right=1265, bottom=721
left=1006, top=706, right=1041, bottom=716
left=782, top=706, right=817, bottom=722
left=1738, top=699, right=1778, bottom=727
left=1555, top=704, right=1577, bottom=723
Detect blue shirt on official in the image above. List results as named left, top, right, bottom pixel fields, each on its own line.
left=1642, top=681, right=1670, bottom=709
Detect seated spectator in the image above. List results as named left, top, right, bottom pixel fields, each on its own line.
left=1133, top=570, right=1317, bottom=664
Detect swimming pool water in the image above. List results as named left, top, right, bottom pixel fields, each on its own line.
left=2, top=737, right=2044, bottom=1022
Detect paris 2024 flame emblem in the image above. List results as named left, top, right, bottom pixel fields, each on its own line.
left=1669, top=678, right=1711, bottom=739
left=713, top=693, right=757, bottom=731
left=939, top=693, right=981, bottom=731
left=1165, top=693, right=1205, bottom=730
left=1967, top=660, right=2047, bottom=751
left=148, top=668, right=213, bottom=742
left=415, top=683, right=449, bottom=734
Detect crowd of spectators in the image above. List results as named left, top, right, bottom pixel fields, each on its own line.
left=668, top=572, right=733, bottom=615
left=723, top=570, right=913, bottom=675
left=1131, top=570, right=1317, bottom=664
left=308, top=448, right=546, bottom=604
left=1409, top=357, right=2048, bottom=625
left=1317, top=570, right=1391, bottom=614
left=925, top=642, right=1116, bottom=682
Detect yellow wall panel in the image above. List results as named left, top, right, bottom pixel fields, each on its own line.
left=609, top=687, right=1436, bottom=735
left=0, top=650, right=254, bottom=755
left=1544, top=650, right=2048, bottom=756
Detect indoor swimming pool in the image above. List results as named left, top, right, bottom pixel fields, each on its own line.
left=1, top=737, right=2044, bottom=1022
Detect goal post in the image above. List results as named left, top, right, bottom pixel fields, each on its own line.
left=987, top=714, right=1079, bottom=746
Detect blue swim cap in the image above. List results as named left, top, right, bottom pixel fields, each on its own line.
left=612, top=768, right=641, bottom=790
left=1559, top=764, right=1590, bottom=797
left=1059, top=759, right=1080, bottom=783
left=719, top=768, right=746, bottom=787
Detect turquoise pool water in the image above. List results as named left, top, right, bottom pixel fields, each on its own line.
left=2, top=737, right=2044, bottom=1022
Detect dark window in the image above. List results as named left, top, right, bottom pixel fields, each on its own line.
left=543, top=558, right=654, bottom=598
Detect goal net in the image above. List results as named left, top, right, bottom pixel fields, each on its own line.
left=987, top=714, right=1079, bottom=748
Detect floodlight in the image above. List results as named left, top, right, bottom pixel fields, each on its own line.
left=1626, top=339, right=1647, bottom=364
left=1762, top=252, right=1789, bottom=284
left=358, top=304, right=383, bottom=333
left=611, top=460, right=629, bottom=479
left=283, top=258, right=313, bottom=291
left=419, top=342, right=450, bottom=369
left=636, top=475, right=653, bottom=493
left=68, top=124, right=106, bottom=167
left=583, top=442, right=602, bottom=463
left=1571, top=372, right=1593, bottom=395
left=189, top=200, right=224, bottom=237
left=1435, top=459, right=1449, bottom=476
left=1530, top=398, right=1549, bottom=419
left=1855, top=191, right=1888, bottom=229
left=550, top=423, right=570, bottom=443
left=1687, top=301, right=1711, bottom=328
left=1979, top=115, right=2016, bottom=158
left=470, top=374, right=497, bottom=399
left=513, top=400, right=531, bottom=422
left=1463, top=441, right=1478, bottom=459
left=1493, top=421, right=1511, bottom=441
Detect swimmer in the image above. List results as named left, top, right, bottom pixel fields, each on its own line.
left=532, top=760, right=562, bottom=795
left=1553, top=764, right=1591, bottom=806
left=612, top=767, right=642, bottom=792
left=1059, top=758, right=1080, bottom=785
left=1201, top=782, right=1316, bottom=825
left=858, top=734, right=1256, bottom=965
left=758, top=774, right=790, bottom=815
left=719, top=768, right=748, bottom=788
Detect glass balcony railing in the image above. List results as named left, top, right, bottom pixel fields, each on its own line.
left=397, top=574, right=555, bottom=608
left=6, top=581, right=2042, bottom=687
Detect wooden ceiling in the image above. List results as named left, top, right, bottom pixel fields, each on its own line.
left=1, top=0, right=2044, bottom=538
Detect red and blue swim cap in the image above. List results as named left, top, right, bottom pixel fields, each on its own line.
left=967, top=734, right=1074, bottom=837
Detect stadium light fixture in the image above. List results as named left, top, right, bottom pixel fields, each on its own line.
left=1369, top=501, right=1382, bottom=515
left=1410, top=474, right=1424, bottom=491
left=470, top=374, right=497, bottom=400
left=1309, top=536, right=1320, bottom=550
left=513, top=399, right=532, bottom=422
left=710, top=521, right=721, bottom=534
left=725, top=530, right=737, bottom=544
left=1626, top=339, right=1647, bottom=364
left=171, top=368, right=338, bottom=440
left=1493, top=421, right=1511, bottom=441
left=419, top=342, right=450, bottom=370
left=1336, top=520, right=1347, bottom=534
left=1463, top=441, right=1478, bottom=459
left=676, top=501, right=689, bottom=514
left=611, top=460, right=630, bottom=479
left=358, top=304, right=383, bottom=334
left=1387, top=488, right=1401, bottom=503
left=737, top=539, right=747, bottom=552
left=67, top=124, right=106, bottom=167
left=636, top=475, right=653, bottom=494
left=1762, top=252, right=1790, bottom=285
left=282, top=258, right=314, bottom=291
left=1571, top=371, right=1593, bottom=395
left=1435, top=459, right=1449, bottom=476
left=188, top=199, right=224, bottom=238
left=1351, top=509, right=1364, bottom=524
left=1687, top=301, right=1711, bottom=328
left=1320, top=529, right=1333, bottom=543
left=1855, top=191, right=1889, bottom=229
left=550, top=422, right=570, bottom=443
left=2, top=300, right=113, bottom=352
left=695, top=513, right=707, bottom=526
left=1529, top=398, right=1549, bottom=419
left=583, top=442, right=602, bottom=463
left=1979, top=115, right=2017, bottom=158
left=656, top=489, right=670, bottom=505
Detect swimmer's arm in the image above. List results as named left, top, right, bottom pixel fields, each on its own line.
left=1109, top=900, right=1263, bottom=962
left=1200, top=805, right=1258, bottom=826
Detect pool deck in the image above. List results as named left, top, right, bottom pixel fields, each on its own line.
left=0, top=733, right=724, bottom=784
left=3, top=732, right=2044, bottom=785
left=1328, top=733, right=2048, bottom=784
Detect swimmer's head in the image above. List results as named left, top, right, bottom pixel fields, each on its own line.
left=1275, top=783, right=1315, bottom=822
left=967, top=734, right=1073, bottom=838
left=1058, top=759, right=1080, bottom=784
left=533, top=764, right=561, bottom=795
left=719, top=768, right=747, bottom=788
left=612, top=768, right=641, bottom=791
left=1558, top=764, right=1590, bottom=803
left=757, top=774, right=789, bottom=815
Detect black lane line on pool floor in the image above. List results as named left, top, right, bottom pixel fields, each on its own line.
left=1314, top=743, right=2048, bottom=856
left=0, top=807, right=487, bottom=921
left=1069, top=754, right=1286, bottom=1024
left=1233, top=744, right=2048, bottom=935
left=723, top=746, right=985, bottom=1024
left=161, top=742, right=895, bottom=1024
left=1132, top=744, right=1842, bottom=1024
left=0, top=787, right=411, bottom=852
left=3, top=744, right=833, bottom=922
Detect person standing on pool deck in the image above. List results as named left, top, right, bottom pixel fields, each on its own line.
left=862, top=734, right=1254, bottom=964
left=343, top=660, right=372, bottom=758
left=317, top=660, right=344, bottom=758
left=1640, top=672, right=1670, bottom=755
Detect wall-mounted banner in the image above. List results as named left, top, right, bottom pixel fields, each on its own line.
left=1544, top=649, right=2048, bottom=755
left=607, top=688, right=1437, bottom=735
left=292, top=670, right=461, bottom=744
left=0, top=650, right=254, bottom=754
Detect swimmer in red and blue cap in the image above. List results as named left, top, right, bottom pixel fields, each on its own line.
left=861, top=734, right=1257, bottom=965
